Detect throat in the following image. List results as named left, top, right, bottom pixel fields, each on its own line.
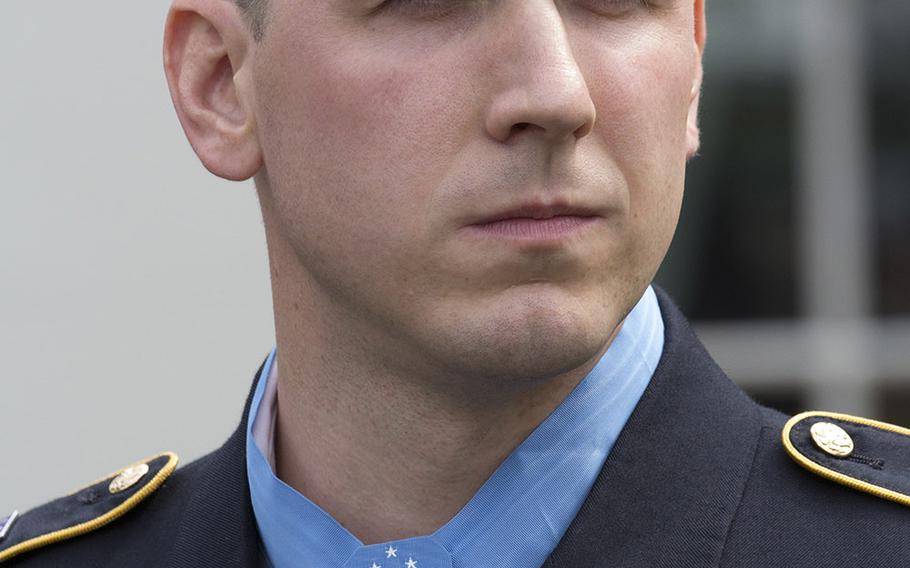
left=270, top=367, right=585, bottom=544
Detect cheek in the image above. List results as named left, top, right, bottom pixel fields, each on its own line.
left=585, top=37, right=694, bottom=174
left=253, top=36, right=468, bottom=265
left=582, top=37, right=694, bottom=267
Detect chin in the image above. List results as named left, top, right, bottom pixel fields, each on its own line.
left=427, top=287, right=624, bottom=383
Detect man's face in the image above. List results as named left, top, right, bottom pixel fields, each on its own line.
left=250, top=0, right=703, bottom=382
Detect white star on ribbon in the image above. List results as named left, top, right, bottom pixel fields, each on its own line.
left=405, top=558, right=418, bottom=568
left=370, top=563, right=381, bottom=568
left=385, top=546, right=398, bottom=558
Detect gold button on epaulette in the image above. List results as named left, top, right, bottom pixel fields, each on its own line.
left=109, top=463, right=150, bottom=494
left=810, top=421, right=854, bottom=458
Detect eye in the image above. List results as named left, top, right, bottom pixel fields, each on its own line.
left=375, top=0, right=655, bottom=20
left=582, top=0, right=654, bottom=16
left=377, top=0, right=464, bottom=19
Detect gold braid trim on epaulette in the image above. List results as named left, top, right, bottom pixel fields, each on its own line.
left=783, top=411, right=910, bottom=508
left=0, top=452, right=179, bottom=563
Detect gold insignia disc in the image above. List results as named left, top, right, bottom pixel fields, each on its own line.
left=109, top=463, right=150, bottom=494
left=810, top=422, right=854, bottom=458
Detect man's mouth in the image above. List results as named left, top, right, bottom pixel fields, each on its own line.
left=465, top=201, right=602, bottom=242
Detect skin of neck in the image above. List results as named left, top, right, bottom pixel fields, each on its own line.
left=262, top=205, right=622, bottom=545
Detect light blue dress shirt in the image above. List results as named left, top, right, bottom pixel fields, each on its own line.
left=247, top=285, right=664, bottom=568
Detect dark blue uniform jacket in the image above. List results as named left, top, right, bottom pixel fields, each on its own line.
left=3, top=290, right=909, bottom=566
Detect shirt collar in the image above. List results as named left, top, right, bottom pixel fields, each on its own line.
left=247, top=285, right=664, bottom=568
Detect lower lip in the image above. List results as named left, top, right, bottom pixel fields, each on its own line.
left=465, top=215, right=599, bottom=241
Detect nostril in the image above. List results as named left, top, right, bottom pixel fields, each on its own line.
left=514, top=122, right=531, bottom=131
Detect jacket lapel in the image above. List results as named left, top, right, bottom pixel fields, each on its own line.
left=542, top=289, right=763, bottom=568
left=167, top=362, right=266, bottom=568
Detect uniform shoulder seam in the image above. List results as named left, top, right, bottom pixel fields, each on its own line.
left=783, top=411, right=910, bottom=508
left=0, top=451, right=179, bottom=564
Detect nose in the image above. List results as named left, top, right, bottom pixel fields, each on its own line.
left=484, top=3, right=597, bottom=145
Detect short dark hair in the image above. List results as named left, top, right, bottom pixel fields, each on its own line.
left=234, top=0, right=267, bottom=42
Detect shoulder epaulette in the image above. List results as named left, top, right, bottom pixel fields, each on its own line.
left=783, top=411, right=910, bottom=508
left=0, top=451, right=178, bottom=563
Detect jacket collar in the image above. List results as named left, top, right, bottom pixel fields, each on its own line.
left=541, top=287, right=763, bottom=567
left=167, top=360, right=267, bottom=568
left=167, top=288, right=762, bottom=568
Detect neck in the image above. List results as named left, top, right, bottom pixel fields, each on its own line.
left=259, top=205, right=620, bottom=544
left=273, top=345, right=607, bottom=544
left=269, top=293, right=616, bottom=545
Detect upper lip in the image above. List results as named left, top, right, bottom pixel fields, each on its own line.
left=469, top=200, right=603, bottom=226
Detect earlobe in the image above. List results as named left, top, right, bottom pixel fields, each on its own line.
left=163, top=1, right=262, bottom=181
left=686, top=0, right=707, bottom=160
left=685, top=62, right=703, bottom=160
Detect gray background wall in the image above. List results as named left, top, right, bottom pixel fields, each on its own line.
left=1, top=2, right=274, bottom=513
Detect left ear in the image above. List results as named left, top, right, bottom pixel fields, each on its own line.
left=163, top=0, right=262, bottom=181
left=686, top=0, right=706, bottom=159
